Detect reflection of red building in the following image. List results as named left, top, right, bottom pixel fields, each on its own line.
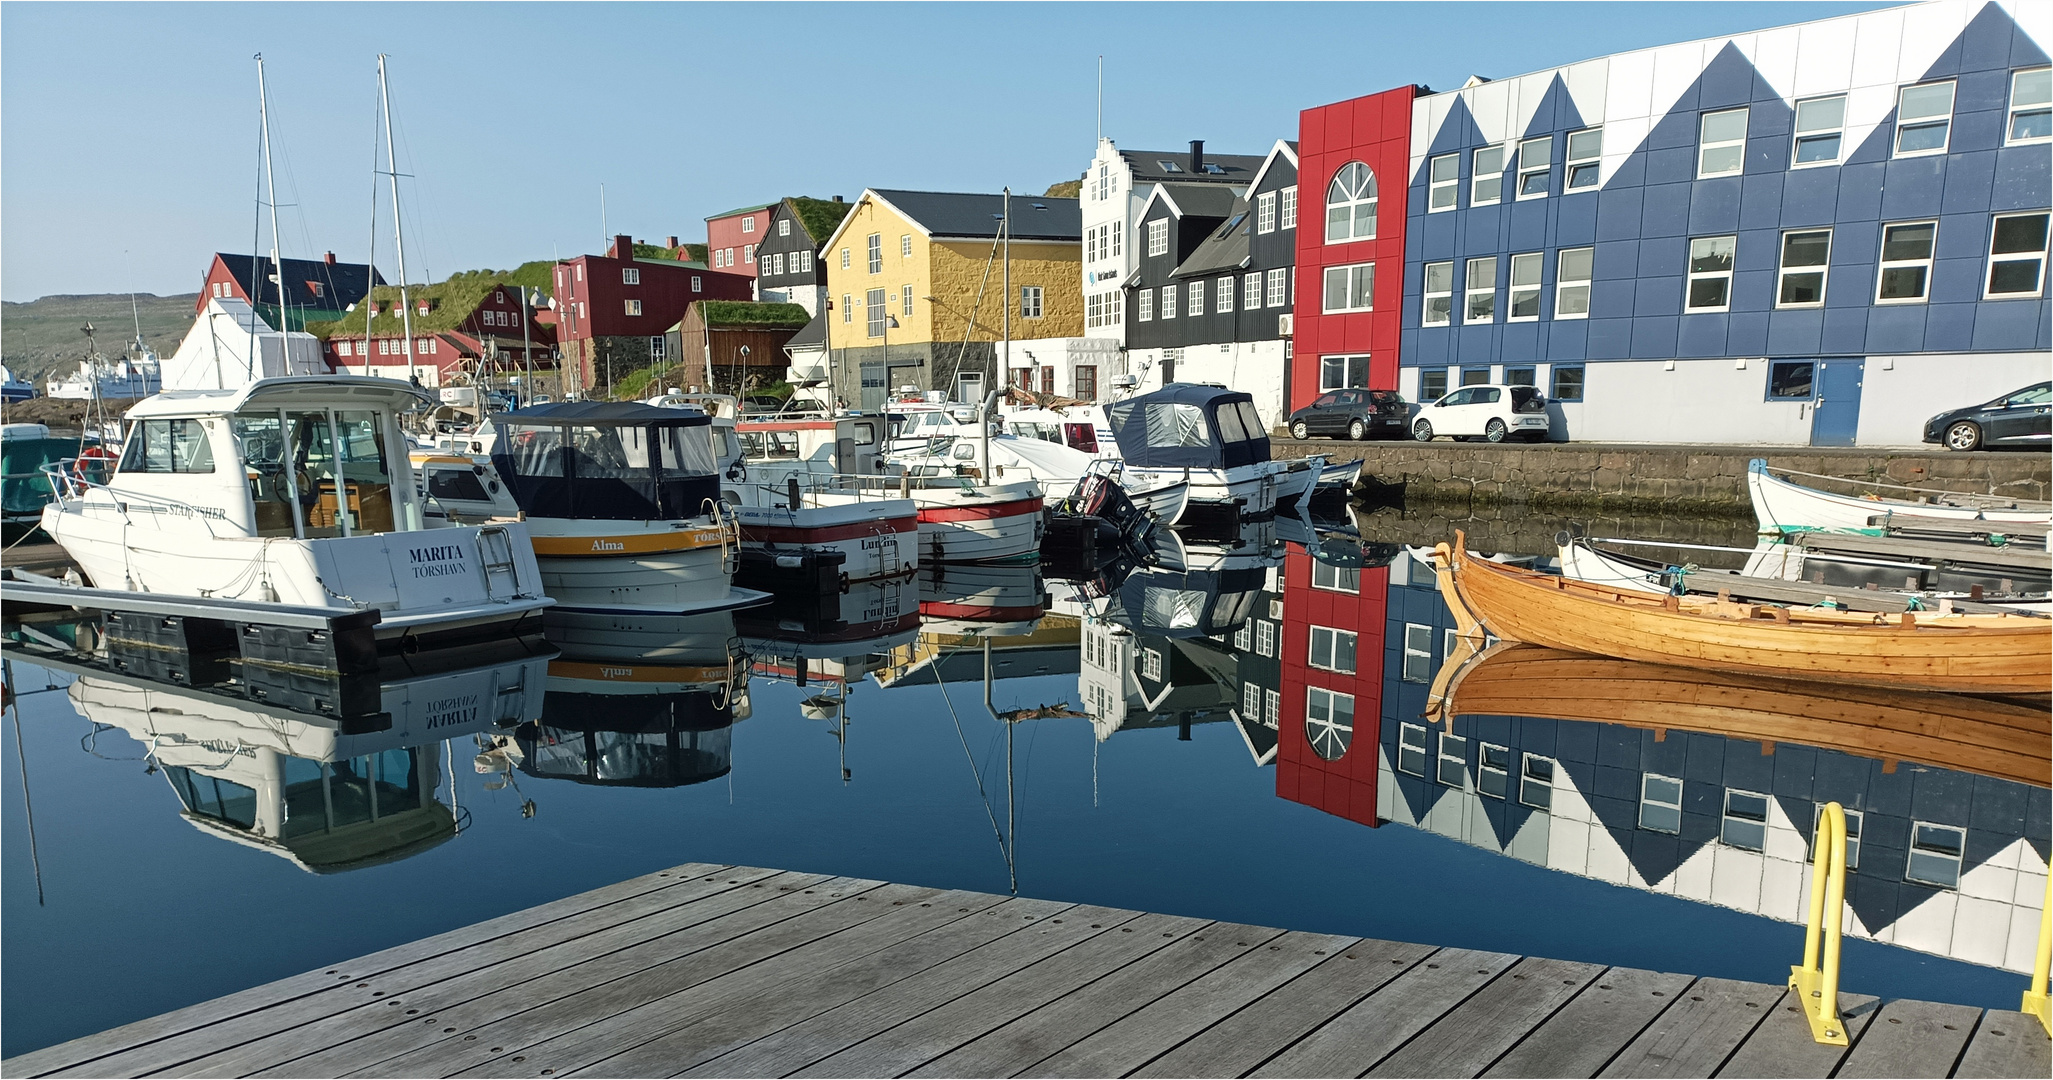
left=1290, top=84, right=1419, bottom=413
left=1277, top=549, right=1390, bottom=826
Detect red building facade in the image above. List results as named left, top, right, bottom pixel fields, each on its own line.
left=324, top=279, right=553, bottom=387
left=553, top=235, right=752, bottom=391
left=1290, top=85, right=1419, bottom=413
left=705, top=204, right=774, bottom=278
left=1276, top=549, right=1390, bottom=828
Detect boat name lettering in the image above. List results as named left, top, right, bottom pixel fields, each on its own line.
left=599, top=667, right=636, bottom=679
left=424, top=693, right=480, bottom=729
left=591, top=539, right=627, bottom=552
left=408, top=543, right=469, bottom=579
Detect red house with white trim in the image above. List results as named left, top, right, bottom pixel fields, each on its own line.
left=1277, top=548, right=1390, bottom=827
left=705, top=203, right=774, bottom=278
left=552, top=235, right=753, bottom=393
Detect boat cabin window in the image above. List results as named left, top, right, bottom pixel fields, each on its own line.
left=496, top=416, right=720, bottom=521
left=281, top=751, right=424, bottom=839
left=1147, top=403, right=1211, bottom=448
left=1216, top=404, right=1249, bottom=444
left=164, top=767, right=257, bottom=830
left=741, top=431, right=801, bottom=459
left=119, top=419, right=215, bottom=474
left=1063, top=423, right=1098, bottom=452
left=237, top=409, right=395, bottom=538
left=849, top=421, right=877, bottom=446
left=427, top=465, right=491, bottom=503
left=1233, top=401, right=1266, bottom=439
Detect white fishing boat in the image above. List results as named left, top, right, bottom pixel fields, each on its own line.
left=39, top=376, right=552, bottom=643
left=45, top=352, right=162, bottom=401
left=1104, top=384, right=1291, bottom=528
left=731, top=414, right=920, bottom=583
left=1748, top=457, right=2051, bottom=532
left=488, top=400, right=761, bottom=615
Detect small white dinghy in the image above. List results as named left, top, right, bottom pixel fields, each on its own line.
left=1748, top=458, right=2051, bottom=532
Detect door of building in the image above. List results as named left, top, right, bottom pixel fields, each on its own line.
left=1809, top=358, right=1865, bottom=447
left=859, top=361, right=886, bottom=413
left=955, top=371, right=985, bottom=404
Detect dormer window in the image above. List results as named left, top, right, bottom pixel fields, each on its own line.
left=306, top=281, right=325, bottom=298
left=1201, top=163, right=1226, bottom=175
left=1156, top=160, right=1183, bottom=173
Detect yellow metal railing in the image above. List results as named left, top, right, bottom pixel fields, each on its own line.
left=1790, top=801, right=1850, bottom=1046
left=2025, top=870, right=2050, bottom=1036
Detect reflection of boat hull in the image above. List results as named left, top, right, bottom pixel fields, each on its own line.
left=1749, top=458, right=2050, bottom=531
left=731, top=496, right=919, bottom=583
left=918, top=564, right=1046, bottom=636
left=1442, top=644, right=2051, bottom=788
left=544, top=609, right=739, bottom=665
left=911, top=479, right=1044, bottom=564
left=1439, top=532, right=2052, bottom=695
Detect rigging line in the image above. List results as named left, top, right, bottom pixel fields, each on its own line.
left=6, top=659, right=46, bottom=906
left=944, top=226, right=1005, bottom=395
left=931, top=641, right=1009, bottom=872
left=365, top=69, right=381, bottom=364
left=249, top=55, right=266, bottom=372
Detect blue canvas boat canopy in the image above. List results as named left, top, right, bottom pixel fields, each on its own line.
left=1114, top=567, right=1268, bottom=639
left=491, top=402, right=719, bottom=521
left=1106, top=384, right=1270, bottom=469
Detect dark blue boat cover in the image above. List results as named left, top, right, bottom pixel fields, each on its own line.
left=1106, top=383, right=1271, bottom=469
left=491, top=402, right=719, bottom=521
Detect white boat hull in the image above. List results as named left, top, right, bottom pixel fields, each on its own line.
left=1120, top=460, right=1288, bottom=521
left=525, top=517, right=746, bottom=614
left=911, top=479, right=1044, bottom=564
left=731, top=496, right=919, bottom=582
left=1748, top=459, right=2051, bottom=532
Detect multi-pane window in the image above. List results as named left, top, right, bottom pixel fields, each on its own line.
left=1188, top=281, right=1204, bottom=316
left=1257, top=191, right=1277, bottom=233
left=1793, top=95, right=1847, bottom=165
left=1471, top=145, right=1506, bottom=205
left=1255, top=619, right=1275, bottom=656
left=1160, top=284, right=1177, bottom=319
left=1423, top=261, right=1453, bottom=325
left=744, top=244, right=754, bottom=264
left=1420, top=368, right=1449, bottom=402
left=1265, top=689, right=1279, bottom=726
left=1305, top=688, right=1353, bottom=761
left=622, top=268, right=641, bottom=285
left=1147, top=219, right=1169, bottom=256
left=841, top=294, right=852, bottom=323
left=1074, top=364, right=1097, bottom=399
left=1020, top=286, right=1043, bottom=319
left=1429, top=153, right=1460, bottom=211
left=903, top=288, right=914, bottom=317
left=1397, top=724, right=1428, bottom=776
left=778, top=219, right=791, bottom=237
left=1877, top=221, right=1937, bottom=302
left=1322, top=264, right=1373, bottom=313
left=1722, top=790, right=1769, bottom=850
left=866, top=288, right=886, bottom=336
left=1479, top=744, right=1511, bottom=799
left=742, top=216, right=755, bottom=233
left=1815, top=804, right=1864, bottom=871
left=901, top=234, right=913, bottom=258
left=1325, top=161, right=1378, bottom=242
left=1095, top=162, right=1110, bottom=201
left=1517, top=136, right=1552, bottom=198
left=1464, top=256, right=1497, bottom=323
left=1242, top=681, right=1260, bottom=718
left=1085, top=291, right=1123, bottom=328
left=1565, top=128, right=1602, bottom=189
left=1234, top=622, right=1252, bottom=651
left=2010, top=68, right=2052, bottom=144
left=1311, top=558, right=1359, bottom=592
left=1308, top=626, right=1357, bottom=673
left=1895, top=81, right=1956, bottom=156
left=840, top=248, right=850, bottom=269
left=1243, top=272, right=1263, bottom=310
left=1141, top=647, right=1162, bottom=681
left=1698, top=107, right=1748, bottom=177
left=1267, top=268, right=1288, bottom=308
left=624, top=299, right=643, bottom=316
left=1280, top=186, right=1297, bottom=229
left=1401, top=623, right=1433, bottom=682
left=1685, top=236, right=1737, bottom=311
left=1777, top=229, right=1832, bottom=307
left=1554, top=247, right=1593, bottom=319
left=1906, top=822, right=1965, bottom=888
left=1508, top=252, right=1543, bottom=320
left=1520, top=754, right=1555, bottom=809
left=1319, top=355, right=1369, bottom=391
left=1987, top=212, right=2049, bottom=297
left=1640, top=774, right=1683, bottom=833
left=866, top=234, right=882, bottom=273
left=1437, top=733, right=1468, bottom=788
left=1137, top=288, right=1153, bottom=321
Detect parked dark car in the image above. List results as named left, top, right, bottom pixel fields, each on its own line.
left=1922, top=381, right=2050, bottom=450
left=1288, top=389, right=1410, bottom=441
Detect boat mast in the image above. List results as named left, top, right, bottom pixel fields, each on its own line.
left=378, top=55, right=420, bottom=385
left=257, top=55, right=286, bottom=351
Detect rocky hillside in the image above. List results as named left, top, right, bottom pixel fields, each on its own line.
left=1, top=292, right=198, bottom=384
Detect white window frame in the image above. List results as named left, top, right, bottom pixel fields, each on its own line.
left=1478, top=743, right=1511, bottom=799
left=1321, top=264, right=1371, bottom=314
left=1876, top=221, right=1937, bottom=304
left=1242, top=272, right=1262, bottom=309
left=901, top=234, right=913, bottom=258
left=1242, top=680, right=1261, bottom=718
left=1894, top=81, right=1957, bottom=157
left=778, top=219, right=792, bottom=237
left=1307, top=625, right=1357, bottom=674
left=649, top=335, right=666, bottom=360
left=1305, top=687, right=1355, bottom=761
left=1020, top=285, right=1043, bottom=319
left=1464, top=256, right=1497, bottom=323
left=866, top=234, right=882, bottom=274
left=841, top=294, right=853, bottom=324
left=1685, top=235, right=1737, bottom=313
left=1397, top=723, right=1428, bottom=777
left=1311, top=559, right=1360, bottom=593
left=1319, top=354, right=1369, bottom=392
left=622, top=267, right=640, bottom=285
left=1188, top=280, right=1204, bottom=316
left=1698, top=107, right=1748, bottom=178
left=840, top=248, right=851, bottom=270
left=1516, top=136, right=1552, bottom=199
left=1471, top=145, right=1506, bottom=206
left=2008, top=68, right=2052, bottom=145
left=903, top=288, right=915, bottom=317
left=624, top=299, right=643, bottom=316
left=1565, top=128, right=1602, bottom=189
left=1254, top=619, right=1275, bottom=657
left=1234, top=622, right=1252, bottom=651
left=1814, top=804, right=1864, bottom=871
left=1775, top=228, right=1832, bottom=308
left=1428, top=152, right=1460, bottom=212
left=1986, top=211, right=2049, bottom=298
left=1147, top=219, right=1169, bottom=257
left=1141, top=647, right=1162, bottom=681
left=1508, top=252, right=1543, bottom=321
left=1906, top=821, right=1965, bottom=889
left=1401, top=622, right=1433, bottom=683
left=1519, top=753, right=1555, bottom=810
left=1422, top=261, right=1453, bottom=326
left=1555, top=247, right=1593, bottom=319
left=1325, top=161, right=1378, bottom=243
left=1137, top=289, right=1153, bottom=322
left=1280, top=186, right=1298, bottom=230
left=1264, top=689, right=1279, bottom=725
left=1639, top=773, right=1683, bottom=834
left=1436, top=732, right=1468, bottom=788
left=743, top=244, right=754, bottom=264
left=1257, top=191, right=1277, bottom=234
left=742, top=216, right=755, bottom=233
left=1721, top=789, right=1770, bottom=851
left=1791, top=94, right=1847, bottom=167
left=1216, top=278, right=1234, bottom=314
left=1160, top=284, right=1177, bottom=320
left=1266, top=268, right=1288, bottom=308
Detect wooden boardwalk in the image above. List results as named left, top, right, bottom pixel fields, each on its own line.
left=5, top=863, right=2045, bottom=1079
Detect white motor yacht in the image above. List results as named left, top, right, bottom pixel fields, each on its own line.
left=732, top=414, right=921, bottom=583
left=1104, top=383, right=1292, bottom=527
left=39, top=376, right=552, bottom=644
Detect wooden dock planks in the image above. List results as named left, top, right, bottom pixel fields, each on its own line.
left=4, top=862, right=2045, bottom=1080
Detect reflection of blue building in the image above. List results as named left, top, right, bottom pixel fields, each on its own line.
left=1397, top=1, right=2050, bottom=447
left=1373, top=553, right=2051, bottom=975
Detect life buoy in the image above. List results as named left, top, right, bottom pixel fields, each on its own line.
left=73, top=445, right=116, bottom=480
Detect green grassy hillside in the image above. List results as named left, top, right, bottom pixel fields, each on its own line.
left=1, top=292, right=198, bottom=383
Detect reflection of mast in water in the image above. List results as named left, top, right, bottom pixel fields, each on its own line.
left=3, top=658, right=52, bottom=905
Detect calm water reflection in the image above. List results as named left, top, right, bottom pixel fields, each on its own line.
left=3, top=506, right=2045, bottom=1057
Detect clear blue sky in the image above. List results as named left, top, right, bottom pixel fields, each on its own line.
left=1, top=1, right=1894, bottom=302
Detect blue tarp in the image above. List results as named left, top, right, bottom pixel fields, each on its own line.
left=1106, top=384, right=1270, bottom=469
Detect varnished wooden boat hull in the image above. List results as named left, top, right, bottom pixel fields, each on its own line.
left=1442, top=644, right=2050, bottom=788
left=1439, top=532, right=2051, bottom=695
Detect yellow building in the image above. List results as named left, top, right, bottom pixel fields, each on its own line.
left=818, top=188, right=1085, bottom=409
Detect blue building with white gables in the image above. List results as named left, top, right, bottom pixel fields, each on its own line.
left=1398, top=0, right=2050, bottom=447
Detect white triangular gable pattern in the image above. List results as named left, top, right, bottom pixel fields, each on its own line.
left=1408, top=1, right=2043, bottom=190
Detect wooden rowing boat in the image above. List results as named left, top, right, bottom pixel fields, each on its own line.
left=1432, top=531, right=2051, bottom=695
left=1431, top=643, right=2049, bottom=788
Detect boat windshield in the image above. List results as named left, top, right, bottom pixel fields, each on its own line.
left=494, top=419, right=721, bottom=521
left=235, top=408, right=395, bottom=538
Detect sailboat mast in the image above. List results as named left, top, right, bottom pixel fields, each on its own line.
left=379, top=55, right=420, bottom=384
left=257, top=56, right=287, bottom=342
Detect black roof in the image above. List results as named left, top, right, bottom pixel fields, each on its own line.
left=499, top=401, right=711, bottom=427
left=785, top=311, right=827, bottom=349
left=1120, top=148, right=1265, bottom=185
left=1150, top=183, right=1240, bottom=221
left=872, top=190, right=1081, bottom=242
left=215, top=253, right=384, bottom=311
left=1172, top=202, right=1252, bottom=280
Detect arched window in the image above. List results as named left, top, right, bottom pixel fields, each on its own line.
left=1326, top=162, right=1377, bottom=243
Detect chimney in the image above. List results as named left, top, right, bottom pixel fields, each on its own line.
left=323, top=251, right=337, bottom=266
left=1189, top=140, right=1205, bottom=174
left=833, top=194, right=844, bottom=203
left=608, top=234, right=632, bottom=259
left=665, top=236, right=679, bottom=250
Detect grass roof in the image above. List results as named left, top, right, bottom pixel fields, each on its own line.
left=1043, top=179, right=1083, bottom=198
left=313, top=270, right=525, bottom=338
left=787, top=197, right=853, bottom=243
left=632, top=242, right=709, bottom=265
left=697, top=300, right=812, bottom=328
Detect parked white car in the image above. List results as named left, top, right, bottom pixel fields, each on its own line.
left=1411, top=384, right=1553, bottom=443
